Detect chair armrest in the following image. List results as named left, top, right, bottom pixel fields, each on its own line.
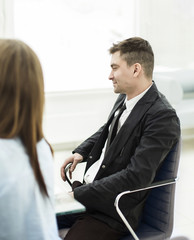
left=64, top=162, right=85, bottom=188
left=114, top=178, right=178, bottom=240
left=64, top=163, right=73, bottom=187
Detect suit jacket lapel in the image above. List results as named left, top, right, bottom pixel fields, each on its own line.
left=107, top=94, right=126, bottom=121
left=103, top=83, right=159, bottom=163
left=85, top=94, right=126, bottom=171
left=95, top=93, right=126, bottom=152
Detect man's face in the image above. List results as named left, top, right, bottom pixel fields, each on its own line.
left=109, top=51, right=136, bottom=95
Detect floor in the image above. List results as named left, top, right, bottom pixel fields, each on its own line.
left=54, top=137, right=194, bottom=240
left=171, top=138, right=194, bottom=239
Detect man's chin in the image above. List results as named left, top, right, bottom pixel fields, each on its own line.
left=113, top=87, right=120, bottom=94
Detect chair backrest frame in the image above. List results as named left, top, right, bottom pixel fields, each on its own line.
left=141, top=140, right=181, bottom=237
left=120, top=139, right=181, bottom=240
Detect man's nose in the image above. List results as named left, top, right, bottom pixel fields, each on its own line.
left=108, top=71, right=114, bottom=80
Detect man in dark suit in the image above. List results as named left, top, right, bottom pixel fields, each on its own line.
left=58, top=37, right=180, bottom=240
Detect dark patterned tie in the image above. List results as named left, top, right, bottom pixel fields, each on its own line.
left=105, top=103, right=126, bottom=151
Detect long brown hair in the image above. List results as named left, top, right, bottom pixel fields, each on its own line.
left=0, top=39, right=49, bottom=197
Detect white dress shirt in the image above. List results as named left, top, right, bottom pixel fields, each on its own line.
left=84, top=85, right=152, bottom=184
left=0, top=137, right=61, bottom=240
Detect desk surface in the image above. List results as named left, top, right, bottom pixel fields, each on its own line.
left=55, top=192, right=85, bottom=216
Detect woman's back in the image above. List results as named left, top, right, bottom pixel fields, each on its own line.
left=0, top=138, right=60, bottom=240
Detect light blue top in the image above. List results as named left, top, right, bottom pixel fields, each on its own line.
left=0, top=138, right=61, bottom=240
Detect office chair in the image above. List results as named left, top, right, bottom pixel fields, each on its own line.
left=115, top=140, right=181, bottom=240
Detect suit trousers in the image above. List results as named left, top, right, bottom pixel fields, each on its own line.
left=57, top=213, right=125, bottom=240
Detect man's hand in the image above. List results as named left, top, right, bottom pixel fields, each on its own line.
left=60, top=153, right=83, bottom=181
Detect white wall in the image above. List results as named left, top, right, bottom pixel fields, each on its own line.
left=43, top=88, right=117, bottom=149
left=137, top=0, right=194, bottom=69
left=0, top=0, right=13, bottom=37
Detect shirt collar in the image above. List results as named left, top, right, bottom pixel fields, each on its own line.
left=125, top=83, right=153, bottom=112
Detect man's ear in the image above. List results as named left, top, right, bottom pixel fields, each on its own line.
left=133, top=63, right=142, bottom=77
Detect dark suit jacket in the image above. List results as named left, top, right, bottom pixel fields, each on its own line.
left=73, top=82, right=180, bottom=233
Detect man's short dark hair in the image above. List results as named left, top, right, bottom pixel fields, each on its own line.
left=109, top=37, right=154, bottom=79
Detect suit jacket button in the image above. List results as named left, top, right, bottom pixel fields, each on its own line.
left=102, top=165, right=106, bottom=169
left=89, top=156, right=92, bottom=159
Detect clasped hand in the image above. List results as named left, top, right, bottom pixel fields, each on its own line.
left=60, top=153, right=83, bottom=181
